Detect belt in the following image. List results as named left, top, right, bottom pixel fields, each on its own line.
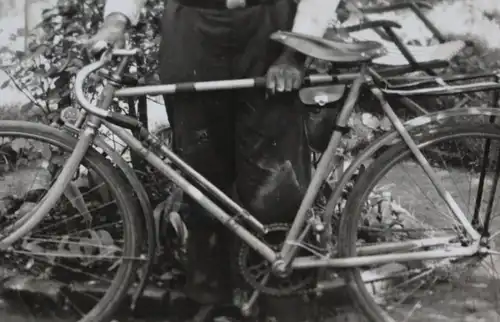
left=175, top=0, right=276, bottom=9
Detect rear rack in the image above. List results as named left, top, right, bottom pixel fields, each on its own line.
left=379, top=72, right=500, bottom=97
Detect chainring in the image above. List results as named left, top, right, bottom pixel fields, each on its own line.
left=237, top=223, right=317, bottom=297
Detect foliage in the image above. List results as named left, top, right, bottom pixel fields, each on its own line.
left=0, top=0, right=164, bottom=121
left=0, top=0, right=177, bottom=208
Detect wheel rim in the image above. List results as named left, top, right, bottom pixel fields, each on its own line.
left=0, top=128, right=140, bottom=322
left=340, top=127, right=500, bottom=322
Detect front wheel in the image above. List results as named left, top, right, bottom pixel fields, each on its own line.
left=0, top=120, right=141, bottom=322
left=337, top=124, right=500, bottom=322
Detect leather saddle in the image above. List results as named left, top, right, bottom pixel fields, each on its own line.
left=270, top=30, right=386, bottom=63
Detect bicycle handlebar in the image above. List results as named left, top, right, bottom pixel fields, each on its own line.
left=74, top=53, right=142, bottom=128
left=74, top=59, right=109, bottom=118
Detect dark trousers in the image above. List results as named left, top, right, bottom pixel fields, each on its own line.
left=159, top=0, right=311, bottom=319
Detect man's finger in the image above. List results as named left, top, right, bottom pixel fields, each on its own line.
left=284, top=70, right=294, bottom=92
left=293, top=72, right=303, bottom=89
left=276, top=70, right=286, bottom=92
left=266, top=72, right=277, bottom=95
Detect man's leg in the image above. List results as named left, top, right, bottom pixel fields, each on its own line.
left=235, top=96, right=312, bottom=322
left=236, top=93, right=312, bottom=322
left=230, top=1, right=313, bottom=321
left=158, top=0, right=236, bottom=306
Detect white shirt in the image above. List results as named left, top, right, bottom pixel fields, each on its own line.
left=104, top=0, right=341, bottom=38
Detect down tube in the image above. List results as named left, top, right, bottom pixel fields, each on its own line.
left=105, top=123, right=278, bottom=263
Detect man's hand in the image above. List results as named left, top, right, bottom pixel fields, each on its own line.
left=81, top=13, right=129, bottom=51
left=266, top=49, right=305, bottom=94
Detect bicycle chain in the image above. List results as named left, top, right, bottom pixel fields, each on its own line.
left=237, top=223, right=319, bottom=297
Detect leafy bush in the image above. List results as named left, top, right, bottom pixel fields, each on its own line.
left=0, top=0, right=179, bottom=209
left=0, top=0, right=164, bottom=122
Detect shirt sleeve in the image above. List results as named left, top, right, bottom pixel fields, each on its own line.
left=291, top=0, right=342, bottom=37
left=104, top=0, right=147, bottom=26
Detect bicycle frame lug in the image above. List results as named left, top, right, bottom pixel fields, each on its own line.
left=84, top=116, right=101, bottom=130
left=271, top=259, right=289, bottom=277
left=480, top=235, right=490, bottom=247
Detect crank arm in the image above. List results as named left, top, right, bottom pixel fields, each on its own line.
left=241, top=273, right=270, bottom=317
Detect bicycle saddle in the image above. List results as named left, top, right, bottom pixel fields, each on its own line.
left=270, top=30, right=386, bottom=63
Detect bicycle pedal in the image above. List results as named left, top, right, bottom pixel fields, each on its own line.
left=60, top=107, right=81, bottom=125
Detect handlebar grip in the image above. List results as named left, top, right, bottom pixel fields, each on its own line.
left=105, top=112, right=141, bottom=129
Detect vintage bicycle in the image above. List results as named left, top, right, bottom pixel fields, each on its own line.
left=2, top=27, right=500, bottom=322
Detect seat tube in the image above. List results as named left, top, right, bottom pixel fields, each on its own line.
left=279, top=64, right=368, bottom=267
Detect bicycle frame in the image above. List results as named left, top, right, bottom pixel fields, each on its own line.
left=1, top=50, right=488, bottom=277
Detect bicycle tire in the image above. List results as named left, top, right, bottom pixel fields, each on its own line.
left=335, top=123, right=500, bottom=322
left=0, top=120, right=141, bottom=322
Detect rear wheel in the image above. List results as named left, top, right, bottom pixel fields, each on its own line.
left=0, top=121, right=141, bottom=322
left=337, top=124, right=500, bottom=322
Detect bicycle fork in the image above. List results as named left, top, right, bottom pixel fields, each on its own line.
left=367, top=76, right=481, bottom=242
